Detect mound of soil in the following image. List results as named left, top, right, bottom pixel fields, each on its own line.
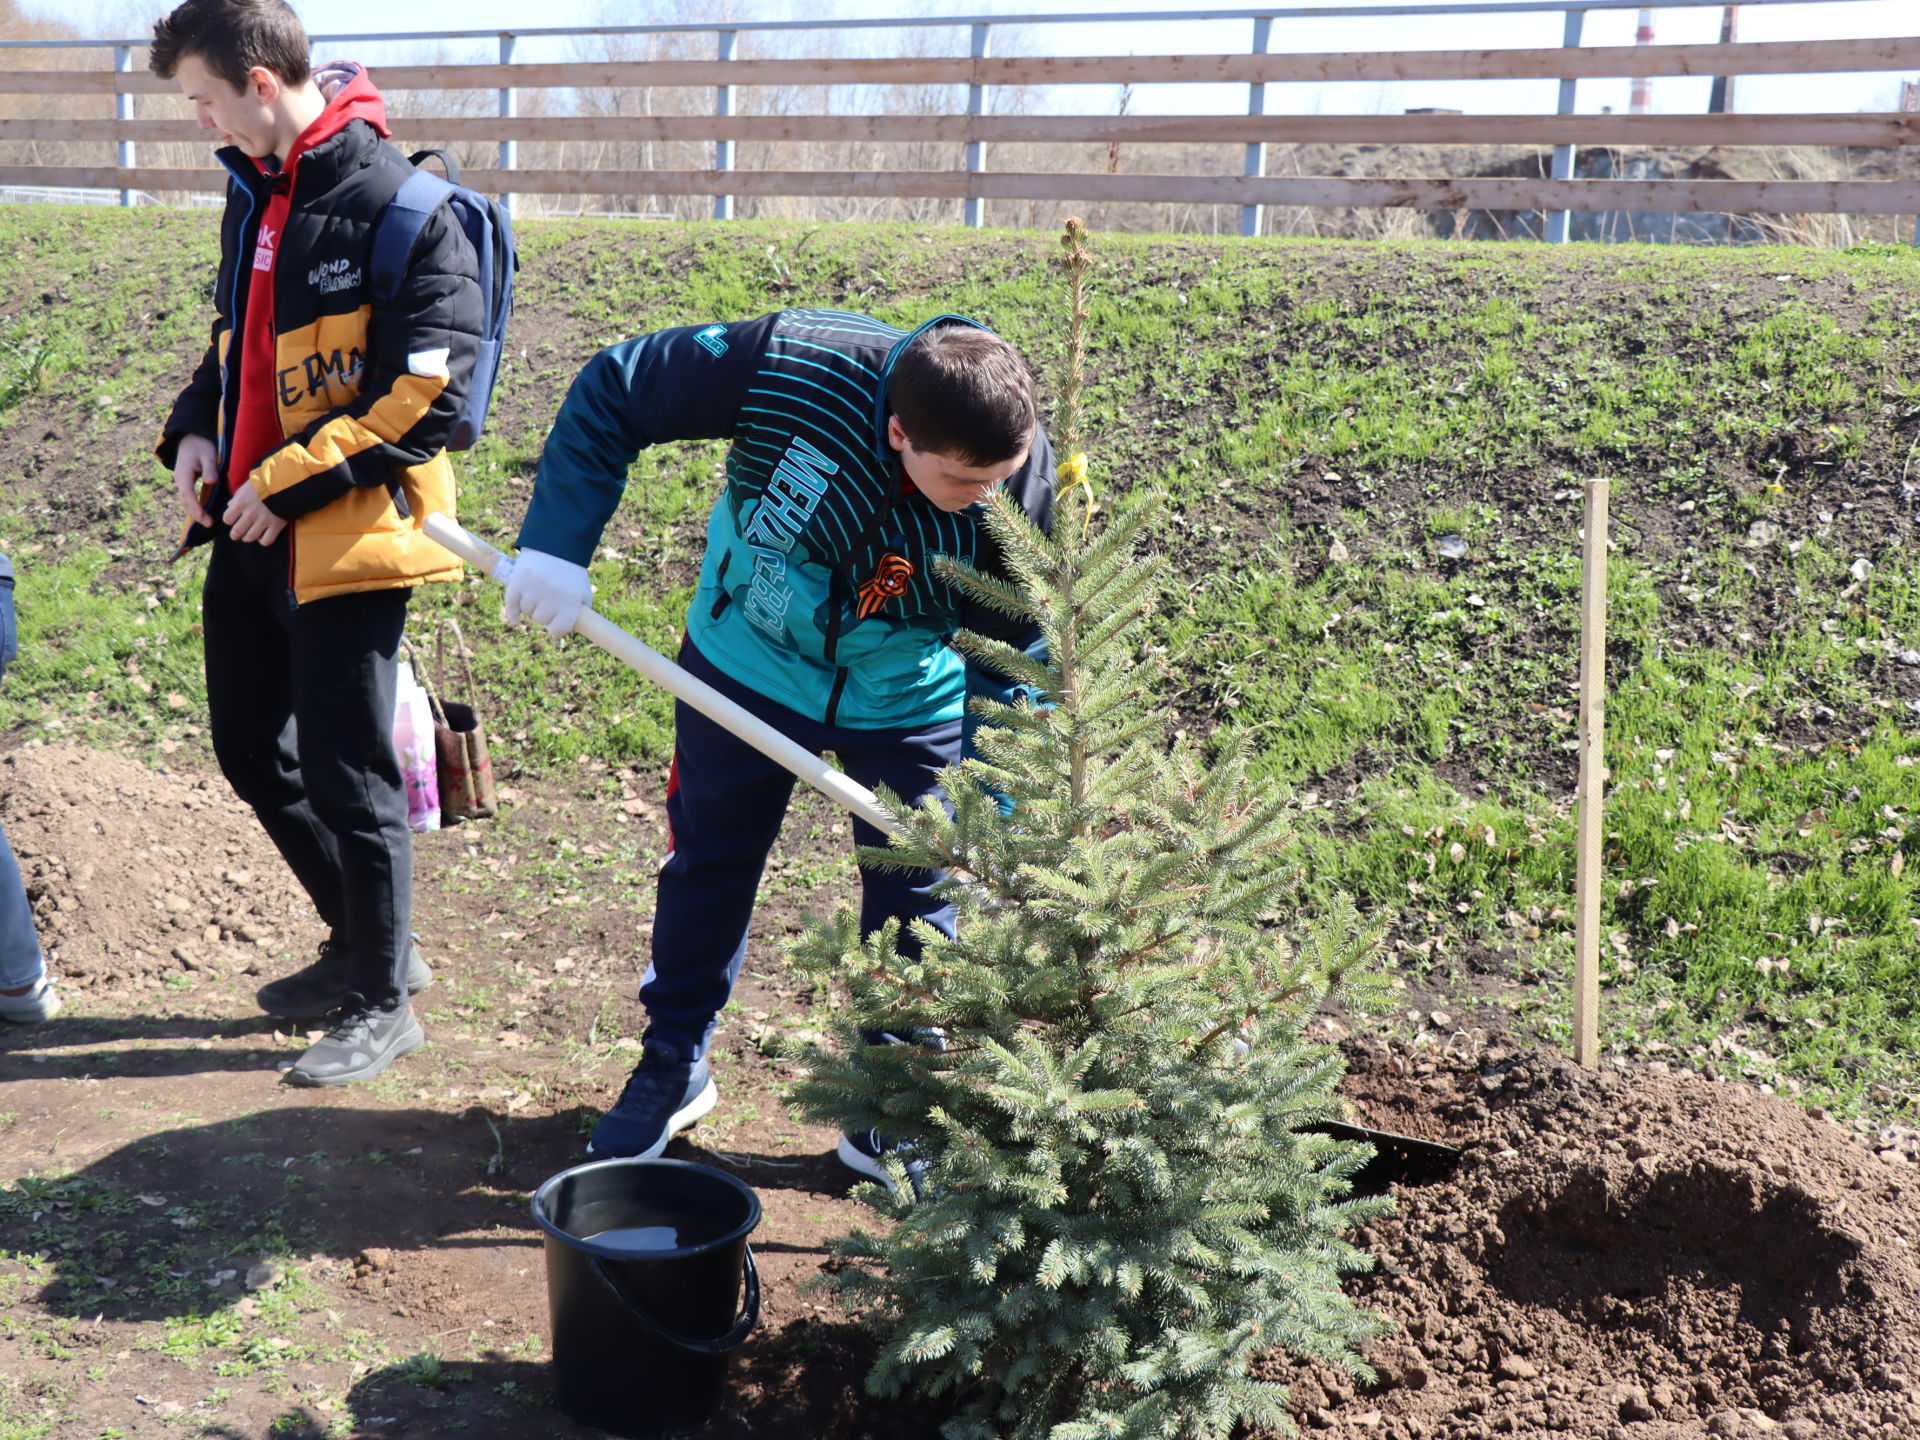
left=1, top=743, right=325, bottom=989
left=1267, top=1039, right=1920, bottom=1440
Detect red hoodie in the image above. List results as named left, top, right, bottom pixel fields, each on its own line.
left=224, top=70, right=391, bottom=495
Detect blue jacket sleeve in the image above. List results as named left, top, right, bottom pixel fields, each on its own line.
left=516, top=314, right=778, bottom=564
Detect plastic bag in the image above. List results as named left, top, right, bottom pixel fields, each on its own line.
left=393, top=658, right=440, bottom=833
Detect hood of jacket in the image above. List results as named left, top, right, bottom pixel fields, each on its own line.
left=227, top=62, right=393, bottom=193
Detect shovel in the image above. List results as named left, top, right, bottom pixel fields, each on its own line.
left=425, top=516, right=1469, bottom=1182
left=421, top=513, right=903, bottom=839
left=1299, top=1119, right=1462, bottom=1193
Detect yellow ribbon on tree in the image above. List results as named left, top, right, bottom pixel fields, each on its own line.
left=1056, top=452, right=1096, bottom=536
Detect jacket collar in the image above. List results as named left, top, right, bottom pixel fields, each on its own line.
left=217, top=117, right=378, bottom=200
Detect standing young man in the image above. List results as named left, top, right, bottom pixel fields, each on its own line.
left=505, top=310, right=1054, bottom=1179
left=151, top=0, right=482, bottom=1085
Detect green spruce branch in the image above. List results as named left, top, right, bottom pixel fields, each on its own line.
left=791, top=221, right=1394, bottom=1440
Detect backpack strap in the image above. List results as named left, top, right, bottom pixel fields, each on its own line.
left=407, top=148, right=461, bottom=184
left=370, top=165, right=455, bottom=309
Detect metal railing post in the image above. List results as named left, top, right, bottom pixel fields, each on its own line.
left=115, top=44, right=135, bottom=207
left=1241, top=16, right=1273, bottom=237
left=964, top=22, right=991, bottom=228
left=1545, top=7, right=1586, bottom=243
left=1706, top=2, right=1739, bottom=114
left=498, top=33, right=517, bottom=220
left=715, top=29, right=736, bottom=220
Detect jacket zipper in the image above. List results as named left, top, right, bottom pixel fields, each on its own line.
left=284, top=518, right=298, bottom=609
left=821, top=565, right=848, bottom=724
left=269, top=170, right=298, bottom=608
left=216, top=156, right=257, bottom=484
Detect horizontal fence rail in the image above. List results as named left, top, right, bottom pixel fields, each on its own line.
left=6, top=38, right=1917, bottom=94
left=11, top=112, right=1918, bottom=148
left=3, top=0, right=1894, bottom=43
left=2, top=1, right=1917, bottom=240
left=0, top=164, right=1892, bottom=214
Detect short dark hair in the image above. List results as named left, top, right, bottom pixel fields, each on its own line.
left=887, top=325, right=1037, bottom=467
left=149, top=0, right=311, bottom=91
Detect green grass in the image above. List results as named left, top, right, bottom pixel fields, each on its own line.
left=0, top=315, right=59, bottom=416
left=0, top=544, right=210, bottom=760
left=0, top=209, right=1916, bottom=1122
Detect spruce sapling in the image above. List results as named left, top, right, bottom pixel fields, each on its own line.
left=791, top=220, right=1393, bottom=1440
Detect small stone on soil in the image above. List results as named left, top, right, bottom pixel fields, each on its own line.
left=245, top=1262, right=282, bottom=1290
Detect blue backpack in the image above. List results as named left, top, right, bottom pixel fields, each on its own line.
left=370, top=149, right=516, bottom=451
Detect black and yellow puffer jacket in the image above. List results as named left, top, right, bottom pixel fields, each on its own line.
left=156, top=67, right=481, bottom=604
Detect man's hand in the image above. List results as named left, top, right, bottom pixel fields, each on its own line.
left=224, top=479, right=288, bottom=546
left=172, top=433, right=219, bottom=528
left=504, top=549, right=594, bottom=637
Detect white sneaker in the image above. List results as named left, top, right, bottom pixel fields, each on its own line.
left=837, top=1129, right=929, bottom=1201
left=0, top=977, right=62, bottom=1024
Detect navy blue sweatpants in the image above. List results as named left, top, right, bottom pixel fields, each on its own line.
left=641, top=638, right=960, bottom=1062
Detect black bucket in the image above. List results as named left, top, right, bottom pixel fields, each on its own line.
left=531, top=1157, right=762, bottom=1439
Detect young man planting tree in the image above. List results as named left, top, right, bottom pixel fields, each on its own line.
left=507, top=311, right=1054, bottom=1180
left=151, top=0, right=482, bottom=1084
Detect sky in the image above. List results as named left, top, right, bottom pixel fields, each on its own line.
left=26, top=0, right=1920, bottom=119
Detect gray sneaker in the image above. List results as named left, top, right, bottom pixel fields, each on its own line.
left=0, top=976, right=62, bottom=1025
left=283, top=996, right=424, bottom=1087
left=257, top=939, right=434, bottom=1019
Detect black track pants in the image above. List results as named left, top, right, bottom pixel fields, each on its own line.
left=201, top=530, right=412, bottom=1004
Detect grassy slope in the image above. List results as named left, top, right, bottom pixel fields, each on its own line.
left=0, top=209, right=1914, bottom=1121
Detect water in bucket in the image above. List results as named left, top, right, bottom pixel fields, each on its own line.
left=532, top=1157, right=761, bottom=1439
left=586, top=1224, right=681, bottom=1251
left=567, top=1193, right=737, bottom=1254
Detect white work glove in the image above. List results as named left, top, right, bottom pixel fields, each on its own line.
left=504, top=548, right=594, bottom=638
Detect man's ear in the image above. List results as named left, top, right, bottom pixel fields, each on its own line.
left=886, top=414, right=909, bottom=454
left=246, top=65, right=282, bottom=105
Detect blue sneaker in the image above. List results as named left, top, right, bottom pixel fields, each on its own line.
left=588, top=1047, right=718, bottom=1159
left=858, top=1026, right=948, bottom=1051
left=837, top=1128, right=928, bottom=1201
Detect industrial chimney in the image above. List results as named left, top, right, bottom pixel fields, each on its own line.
left=1630, top=8, right=1654, bottom=116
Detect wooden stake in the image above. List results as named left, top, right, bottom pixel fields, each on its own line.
left=1573, top=479, right=1610, bottom=1067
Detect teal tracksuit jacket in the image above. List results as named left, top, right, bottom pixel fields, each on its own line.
left=516, top=309, right=1055, bottom=727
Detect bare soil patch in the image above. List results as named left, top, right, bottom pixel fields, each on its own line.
left=3, top=743, right=1917, bottom=1439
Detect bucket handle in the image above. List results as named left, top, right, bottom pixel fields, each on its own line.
left=589, top=1245, right=760, bottom=1356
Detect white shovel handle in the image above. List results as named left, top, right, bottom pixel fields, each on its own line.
left=422, top=512, right=902, bottom=839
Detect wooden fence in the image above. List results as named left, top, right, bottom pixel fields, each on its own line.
left=2, top=0, right=1917, bottom=240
